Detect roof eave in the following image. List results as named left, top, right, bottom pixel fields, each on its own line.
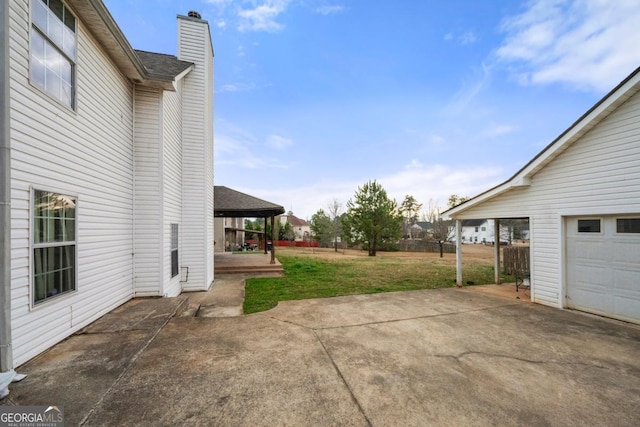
left=67, top=0, right=185, bottom=90
left=443, top=66, right=640, bottom=220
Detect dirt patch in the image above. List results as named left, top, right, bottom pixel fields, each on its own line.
left=275, top=243, right=497, bottom=263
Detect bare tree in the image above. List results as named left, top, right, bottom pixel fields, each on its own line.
left=431, top=218, right=454, bottom=258
left=422, top=198, right=440, bottom=223
left=327, top=199, right=343, bottom=252
left=400, top=195, right=422, bottom=250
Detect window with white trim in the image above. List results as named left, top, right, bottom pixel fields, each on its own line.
left=33, top=190, right=76, bottom=304
left=171, top=224, right=179, bottom=278
left=30, top=0, right=76, bottom=109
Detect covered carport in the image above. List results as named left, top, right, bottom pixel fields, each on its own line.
left=214, top=186, right=285, bottom=264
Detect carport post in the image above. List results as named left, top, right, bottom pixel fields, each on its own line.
left=455, top=219, right=462, bottom=286
left=270, top=216, right=276, bottom=264
left=264, top=217, right=268, bottom=254
left=494, top=219, right=501, bottom=284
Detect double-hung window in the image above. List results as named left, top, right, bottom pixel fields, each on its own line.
left=33, top=190, right=77, bottom=304
left=31, top=0, right=76, bottom=109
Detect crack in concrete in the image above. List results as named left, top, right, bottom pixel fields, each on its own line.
left=265, top=302, right=521, bottom=331
left=312, top=329, right=373, bottom=427
left=78, top=301, right=185, bottom=426
left=432, top=350, right=608, bottom=369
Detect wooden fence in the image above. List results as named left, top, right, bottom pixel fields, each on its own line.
left=503, top=246, right=530, bottom=275
left=400, top=240, right=457, bottom=254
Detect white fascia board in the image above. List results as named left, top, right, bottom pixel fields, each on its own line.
left=171, top=65, right=195, bottom=91
left=444, top=67, right=640, bottom=220
left=517, top=70, right=640, bottom=180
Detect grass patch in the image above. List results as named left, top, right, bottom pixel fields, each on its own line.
left=244, top=253, right=505, bottom=314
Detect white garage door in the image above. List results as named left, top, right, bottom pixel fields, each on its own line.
left=566, top=216, right=640, bottom=324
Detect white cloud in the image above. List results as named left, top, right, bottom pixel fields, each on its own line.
left=214, top=120, right=289, bottom=170
left=314, top=5, right=345, bottom=15
left=429, top=134, right=446, bottom=145
left=216, top=20, right=227, bottom=29
left=217, top=82, right=256, bottom=93
left=267, top=134, right=293, bottom=150
left=482, top=123, right=517, bottom=138
left=445, top=62, right=492, bottom=115
left=444, top=30, right=478, bottom=45
left=460, top=31, right=477, bottom=45
left=238, top=161, right=505, bottom=220
left=237, top=0, right=292, bottom=32
left=496, top=0, right=640, bottom=92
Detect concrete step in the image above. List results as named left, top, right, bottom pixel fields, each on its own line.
left=179, top=303, right=201, bottom=317
left=214, top=266, right=283, bottom=274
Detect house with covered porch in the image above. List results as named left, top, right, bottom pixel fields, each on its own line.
left=1, top=0, right=213, bottom=392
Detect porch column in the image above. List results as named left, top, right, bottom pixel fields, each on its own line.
left=270, top=216, right=276, bottom=264
left=494, top=219, right=501, bottom=284
left=264, top=217, right=268, bottom=254
left=455, top=219, right=462, bottom=286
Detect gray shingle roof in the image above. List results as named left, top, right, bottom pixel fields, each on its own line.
left=214, top=186, right=285, bottom=218
left=135, top=50, right=193, bottom=80
left=461, top=219, right=486, bottom=227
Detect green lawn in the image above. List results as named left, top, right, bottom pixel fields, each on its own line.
left=243, top=251, right=506, bottom=314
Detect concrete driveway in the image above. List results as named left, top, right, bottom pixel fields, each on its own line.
left=3, top=286, right=640, bottom=426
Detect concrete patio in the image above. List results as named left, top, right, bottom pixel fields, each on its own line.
left=214, top=252, right=284, bottom=275
left=2, top=283, right=639, bottom=426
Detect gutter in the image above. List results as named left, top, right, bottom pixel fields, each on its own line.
left=1, top=0, right=13, bottom=375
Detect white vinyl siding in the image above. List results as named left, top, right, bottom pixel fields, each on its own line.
left=178, top=16, right=214, bottom=291
left=452, top=89, right=640, bottom=308
left=162, top=85, right=183, bottom=297
left=10, top=1, right=134, bottom=365
left=133, top=87, right=162, bottom=297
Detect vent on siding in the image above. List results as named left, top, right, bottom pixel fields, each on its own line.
left=188, top=11, right=201, bottom=19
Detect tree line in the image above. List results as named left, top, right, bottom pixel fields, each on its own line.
left=309, top=180, right=470, bottom=257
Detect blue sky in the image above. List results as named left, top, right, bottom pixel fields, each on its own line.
left=104, top=0, right=640, bottom=220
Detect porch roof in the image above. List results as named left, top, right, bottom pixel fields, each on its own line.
left=214, top=186, right=285, bottom=218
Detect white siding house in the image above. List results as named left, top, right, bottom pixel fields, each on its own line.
left=444, top=67, right=640, bottom=324
left=0, top=0, right=214, bottom=377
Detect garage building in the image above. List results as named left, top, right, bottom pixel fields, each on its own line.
left=444, top=66, right=640, bottom=324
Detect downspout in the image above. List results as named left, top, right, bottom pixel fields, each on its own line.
left=494, top=219, right=501, bottom=284
left=131, top=84, right=136, bottom=296
left=1, top=0, right=14, bottom=374
left=455, top=220, right=462, bottom=286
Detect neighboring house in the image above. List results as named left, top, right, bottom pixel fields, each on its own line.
left=444, top=66, right=640, bottom=324
left=0, top=0, right=214, bottom=375
left=410, top=221, right=433, bottom=238
left=459, top=219, right=491, bottom=244
left=279, top=213, right=311, bottom=241
left=222, top=217, right=245, bottom=251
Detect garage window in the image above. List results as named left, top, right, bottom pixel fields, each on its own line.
left=617, top=218, right=640, bottom=234
left=578, top=219, right=601, bottom=233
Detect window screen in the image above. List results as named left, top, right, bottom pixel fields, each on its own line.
left=617, top=218, right=640, bottom=233
left=578, top=219, right=601, bottom=233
